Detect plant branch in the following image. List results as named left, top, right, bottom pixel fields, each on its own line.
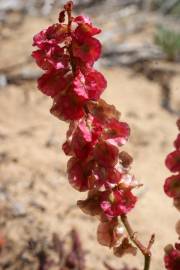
left=66, top=1, right=76, bottom=74
left=121, top=214, right=155, bottom=270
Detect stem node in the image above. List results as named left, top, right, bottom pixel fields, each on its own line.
left=121, top=215, right=154, bottom=270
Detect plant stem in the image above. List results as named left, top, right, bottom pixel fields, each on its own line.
left=121, top=214, right=155, bottom=270
left=66, top=3, right=76, bottom=74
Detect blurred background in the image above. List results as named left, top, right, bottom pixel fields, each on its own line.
left=0, top=0, right=180, bottom=269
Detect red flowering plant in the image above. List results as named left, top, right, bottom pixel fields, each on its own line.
left=32, top=1, right=154, bottom=269
left=164, top=119, right=180, bottom=270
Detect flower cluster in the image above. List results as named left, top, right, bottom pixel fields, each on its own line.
left=164, top=119, right=180, bottom=210
left=164, top=244, right=180, bottom=270
left=32, top=1, right=140, bottom=257
left=164, top=119, right=180, bottom=270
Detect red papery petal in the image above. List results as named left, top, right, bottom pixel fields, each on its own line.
left=62, top=141, right=73, bottom=156
left=164, top=174, right=180, bottom=198
left=100, top=190, right=137, bottom=218
left=97, top=220, right=123, bottom=247
left=71, top=119, right=92, bottom=159
left=103, top=119, right=130, bottom=146
left=32, top=49, right=52, bottom=70
left=62, top=121, right=77, bottom=155
left=93, top=166, right=122, bottom=188
left=113, top=237, right=137, bottom=257
left=174, top=134, right=180, bottom=150
left=74, top=15, right=101, bottom=38
left=77, top=190, right=103, bottom=216
left=50, top=91, right=84, bottom=121
left=38, top=70, right=68, bottom=97
left=119, top=151, right=133, bottom=168
left=164, top=243, right=180, bottom=270
left=46, top=46, right=69, bottom=69
left=165, top=150, right=180, bottom=173
left=75, top=24, right=101, bottom=39
left=33, top=29, right=49, bottom=47
left=84, top=69, right=107, bottom=100
left=94, top=141, right=119, bottom=168
left=33, top=24, right=67, bottom=48
left=72, top=36, right=101, bottom=63
left=67, top=157, right=94, bottom=191
left=72, top=70, right=88, bottom=101
left=87, top=99, right=120, bottom=123
left=32, top=45, right=68, bottom=71
left=74, top=15, right=92, bottom=25
left=63, top=115, right=102, bottom=158
left=72, top=69, right=107, bottom=101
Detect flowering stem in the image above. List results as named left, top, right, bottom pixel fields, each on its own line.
left=121, top=214, right=155, bottom=270
left=66, top=2, right=76, bottom=74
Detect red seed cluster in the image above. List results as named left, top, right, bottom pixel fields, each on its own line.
left=164, top=119, right=180, bottom=210
left=164, top=244, right=180, bottom=270
left=32, top=1, right=140, bottom=256
left=164, top=119, right=180, bottom=270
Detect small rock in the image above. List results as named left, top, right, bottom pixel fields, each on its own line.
left=0, top=74, right=7, bottom=88
left=11, top=202, right=27, bottom=217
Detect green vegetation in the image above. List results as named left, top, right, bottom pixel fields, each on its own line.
left=171, top=2, right=180, bottom=17
left=152, top=0, right=165, bottom=9
left=152, top=0, right=180, bottom=16
left=154, top=26, right=180, bottom=61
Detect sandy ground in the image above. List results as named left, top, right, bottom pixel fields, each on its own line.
left=0, top=13, right=180, bottom=270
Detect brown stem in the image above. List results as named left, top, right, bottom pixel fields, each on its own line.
left=65, top=3, right=89, bottom=115
left=66, top=3, right=76, bottom=74
left=121, top=214, right=155, bottom=270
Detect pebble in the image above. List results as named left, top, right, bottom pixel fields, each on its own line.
left=11, top=202, right=27, bottom=217
left=0, top=74, right=7, bottom=88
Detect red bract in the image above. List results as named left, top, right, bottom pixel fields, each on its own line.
left=113, top=237, right=137, bottom=257
left=164, top=243, right=180, bottom=270
left=97, top=220, right=123, bottom=247
left=119, top=151, right=133, bottom=168
left=94, top=166, right=122, bottom=188
left=67, top=157, right=95, bottom=191
left=71, top=119, right=93, bottom=159
left=33, top=29, right=50, bottom=47
left=103, top=119, right=130, bottom=146
left=84, top=69, right=107, bottom=100
left=72, top=70, right=89, bottom=101
left=32, top=49, right=52, bottom=70
left=63, top=115, right=102, bottom=158
left=164, top=119, right=180, bottom=270
left=33, top=24, right=67, bottom=48
left=50, top=91, right=84, bottom=121
left=74, top=15, right=101, bottom=38
left=72, top=36, right=101, bottom=64
left=44, top=45, right=68, bottom=70
left=73, top=69, right=107, bottom=101
left=77, top=190, right=103, bottom=217
left=94, top=141, right=119, bottom=168
left=174, top=134, right=180, bottom=150
left=32, top=43, right=69, bottom=71
left=87, top=99, right=120, bottom=123
left=165, top=150, right=180, bottom=173
left=38, top=70, right=68, bottom=97
left=100, top=190, right=137, bottom=218
left=164, top=174, right=180, bottom=198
